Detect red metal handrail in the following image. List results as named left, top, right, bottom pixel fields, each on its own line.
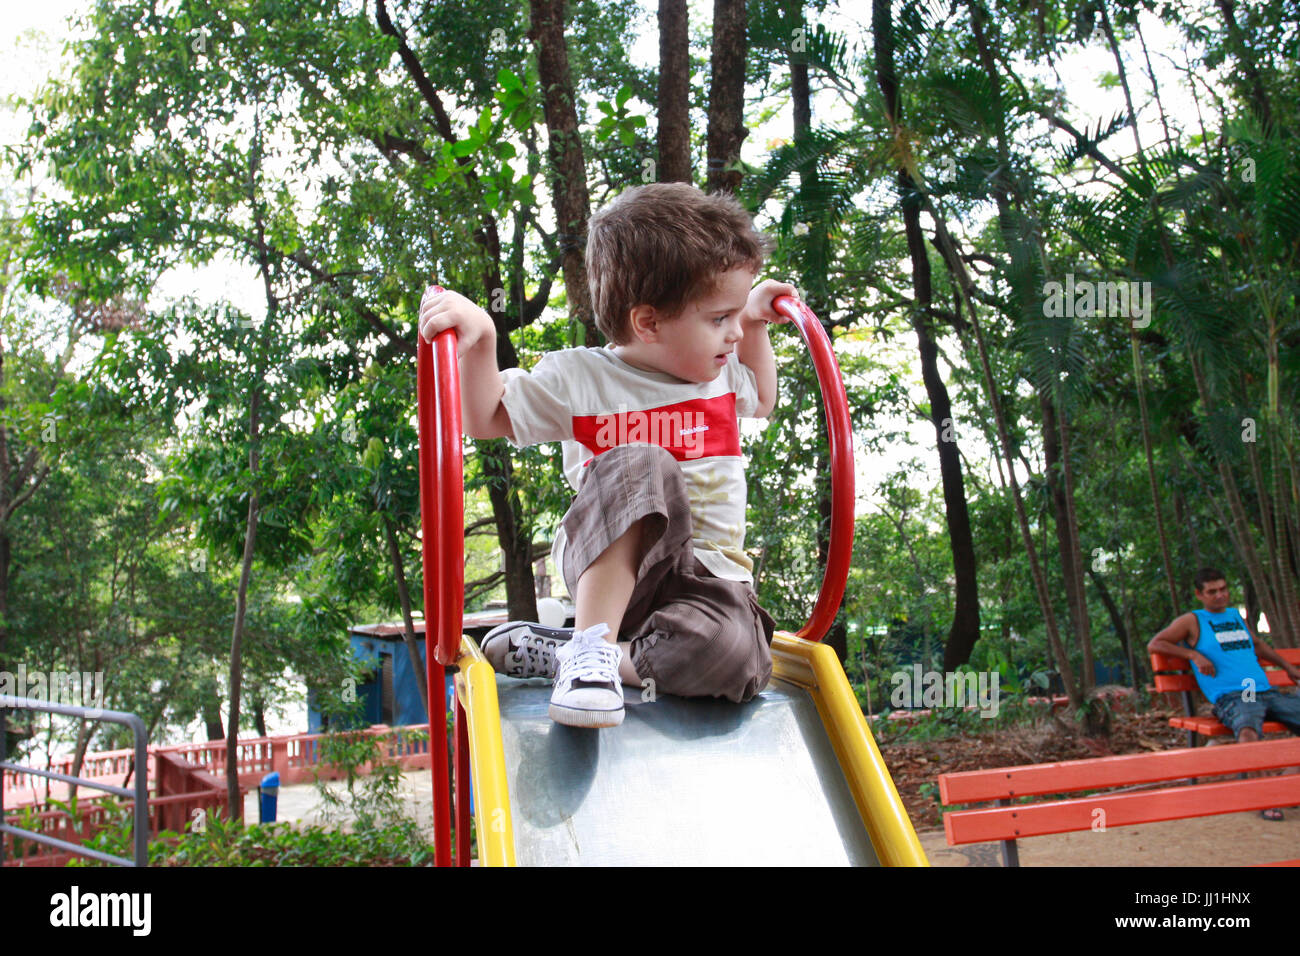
left=416, top=285, right=461, bottom=868
left=772, top=295, right=855, bottom=643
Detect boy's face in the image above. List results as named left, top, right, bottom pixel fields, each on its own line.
left=621, top=267, right=754, bottom=383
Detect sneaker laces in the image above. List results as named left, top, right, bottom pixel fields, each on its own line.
left=558, top=624, right=620, bottom=683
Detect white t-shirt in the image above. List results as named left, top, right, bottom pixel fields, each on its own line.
left=500, top=346, right=761, bottom=583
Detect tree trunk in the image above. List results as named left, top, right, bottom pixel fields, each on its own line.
left=1187, top=352, right=1285, bottom=640
left=1088, top=565, right=1136, bottom=687
left=227, top=384, right=259, bottom=822
left=1041, top=394, right=1093, bottom=692
left=0, top=530, right=8, bottom=667
left=909, top=201, right=1082, bottom=708
left=0, top=331, right=8, bottom=665
left=657, top=0, right=691, bottom=183
left=203, top=678, right=225, bottom=741
left=68, top=718, right=97, bottom=786
left=530, top=0, right=596, bottom=343
left=872, top=0, right=981, bottom=673
left=385, top=514, right=430, bottom=713
left=1057, top=406, right=1095, bottom=689
left=482, top=442, right=539, bottom=622
left=1213, top=0, right=1276, bottom=134
left=705, top=0, right=748, bottom=193
left=228, top=117, right=273, bottom=823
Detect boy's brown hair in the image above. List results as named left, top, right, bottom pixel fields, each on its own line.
left=585, top=183, right=774, bottom=345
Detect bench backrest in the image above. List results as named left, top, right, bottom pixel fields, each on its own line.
left=1149, top=646, right=1300, bottom=694
left=938, top=736, right=1300, bottom=804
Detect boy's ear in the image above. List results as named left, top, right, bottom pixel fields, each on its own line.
left=628, top=304, right=660, bottom=343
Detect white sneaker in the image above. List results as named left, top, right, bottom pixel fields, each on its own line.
left=549, top=624, right=625, bottom=728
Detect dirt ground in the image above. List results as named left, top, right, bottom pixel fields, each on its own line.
left=877, top=701, right=1300, bottom=867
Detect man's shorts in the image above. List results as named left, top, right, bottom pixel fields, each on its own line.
left=1212, top=688, right=1300, bottom=738
left=558, top=444, right=774, bottom=703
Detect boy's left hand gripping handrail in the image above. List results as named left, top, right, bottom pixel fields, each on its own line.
left=416, top=284, right=463, bottom=867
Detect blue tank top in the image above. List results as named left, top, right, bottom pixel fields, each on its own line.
left=1190, top=608, right=1270, bottom=704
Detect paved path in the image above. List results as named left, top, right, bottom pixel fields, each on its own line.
left=243, top=772, right=438, bottom=833
left=920, top=810, right=1300, bottom=866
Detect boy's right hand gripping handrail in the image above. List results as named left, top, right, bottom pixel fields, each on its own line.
left=772, top=295, right=854, bottom=643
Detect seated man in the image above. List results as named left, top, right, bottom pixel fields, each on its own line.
left=1148, top=567, right=1300, bottom=819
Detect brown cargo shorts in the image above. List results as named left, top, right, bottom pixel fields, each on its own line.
left=558, top=444, right=775, bottom=703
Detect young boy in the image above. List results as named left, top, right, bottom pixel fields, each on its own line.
left=418, top=182, right=795, bottom=728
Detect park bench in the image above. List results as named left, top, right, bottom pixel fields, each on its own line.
left=938, top=736, right=1300, bottom=866
left=1150, top=647, right=1300, bottom=747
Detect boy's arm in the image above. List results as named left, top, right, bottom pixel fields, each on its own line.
left=418, top=287, right=514, bottom=440
left=737, top=279, right=798, bottom=418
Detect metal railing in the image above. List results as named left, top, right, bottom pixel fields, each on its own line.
left=1, top=695, right=149, bottom=866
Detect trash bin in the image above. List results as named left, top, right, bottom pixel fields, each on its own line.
left=259, top=771, right=280, bottom=823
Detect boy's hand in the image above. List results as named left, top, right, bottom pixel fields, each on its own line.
left=419, top=286, right=495, bottom=358
left=741, top=279, right=800, bottom=325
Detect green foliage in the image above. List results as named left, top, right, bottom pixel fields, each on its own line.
left=71, top=803, right=435, bottom=867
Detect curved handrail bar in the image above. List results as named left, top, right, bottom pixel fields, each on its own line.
left=416, top=284, right=461, bottom=868
left=772, top=295, right=855, bottom=643
left=416, top=286, right=465, bottom=668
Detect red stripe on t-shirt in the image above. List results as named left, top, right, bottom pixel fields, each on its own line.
left=572, top=394, right=740, bottom=463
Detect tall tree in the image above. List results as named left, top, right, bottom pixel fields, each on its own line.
left=706, top=0, right=749, bottom=192
left=866, top=0, right=981, bottom=673
left=530, top=0, right=597, bottom=343
left=657, top=0, right=692, bottom=183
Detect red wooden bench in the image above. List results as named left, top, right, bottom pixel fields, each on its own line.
left=939, top=736, right=1300, bottom=866
left=1150, top=647, right=1300, bottom=746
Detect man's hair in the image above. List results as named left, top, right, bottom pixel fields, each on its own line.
left=585, top=183, right=774, bottom=345
left=1193, top=567, right=1227, bottom=591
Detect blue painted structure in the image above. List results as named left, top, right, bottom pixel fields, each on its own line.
left=305, top=609, right=572, bottom=733
left=307, top=623, right=443, bottom=732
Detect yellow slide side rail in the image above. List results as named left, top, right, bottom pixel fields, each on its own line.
left=454, top=637, right=516, bottom=866
left=772, top=631, right=929, bottom=867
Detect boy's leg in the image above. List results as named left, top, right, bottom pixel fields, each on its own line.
left=485, top=444, right=689, bottom=687
left=572, top=514, right=649, bottom=685
left=624, top=556, right=775, bottom=703
left=551, top=444, right=697, bottom=724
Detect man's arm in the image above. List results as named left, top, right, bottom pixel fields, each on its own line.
left=737, top=279, right=798, bottom=418
left=1249, top=637, right=1300, bottom=683
left=418, top=287, right=514, bottom=440
left=1148, top=613, right=1215, bottom=676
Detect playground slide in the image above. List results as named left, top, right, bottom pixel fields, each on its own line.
left=454, top=631, right=928, bottom=866
left=421, top=289, right=927, bottom=865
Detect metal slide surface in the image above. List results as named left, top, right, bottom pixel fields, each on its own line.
left=493, top=675, right=880, bottom=866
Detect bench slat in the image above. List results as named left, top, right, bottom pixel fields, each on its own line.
left=1151, top=648, right=1299, bottom=682
left=1168, top=717, right=1288, bottom=735
left=945, top=773, right=1300, bottom=844
left=938, top=737, right=1300, bottom=803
